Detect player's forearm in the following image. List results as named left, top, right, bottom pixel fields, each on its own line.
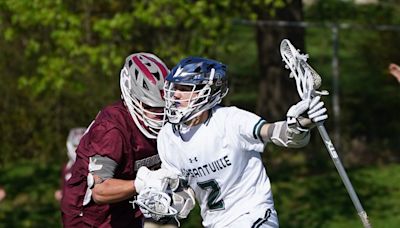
left=92, top=178, right=136, bottom=204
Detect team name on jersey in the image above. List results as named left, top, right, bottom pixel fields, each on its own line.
left=181, top=155, right=232, bottom=178
left=134, top=154, right=161, bottom=171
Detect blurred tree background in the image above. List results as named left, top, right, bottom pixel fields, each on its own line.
left=0, top=0, right=399, bottom=227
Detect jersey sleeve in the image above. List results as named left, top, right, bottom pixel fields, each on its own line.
left=87, top=121, right=124, bottom=164
left=226, top=107, right=266, bottom=153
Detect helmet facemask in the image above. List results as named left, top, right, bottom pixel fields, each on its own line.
left=122, top=89, right=166, bottom=137
left=164, top=82, right=211, bottom=124
left=164, top=68, right=228, bottom=124
left=120, top=53, right=169, bottom=139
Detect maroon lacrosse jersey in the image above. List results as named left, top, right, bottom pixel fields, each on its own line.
left=61, top=101, right=161, bottom=228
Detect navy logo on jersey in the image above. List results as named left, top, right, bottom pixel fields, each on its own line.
left=189, top=157, right=198, bottom=163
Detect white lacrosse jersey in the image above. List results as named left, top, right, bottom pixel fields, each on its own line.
left=158, top=106, right=275, bottom=228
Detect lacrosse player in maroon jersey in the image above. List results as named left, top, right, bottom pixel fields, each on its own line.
left=61, top=53, right=178, bottom=228
left=55, top=127, right=87, bottom=202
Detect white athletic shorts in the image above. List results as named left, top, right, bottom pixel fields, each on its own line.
left=225, top=207, right=279, bottom=228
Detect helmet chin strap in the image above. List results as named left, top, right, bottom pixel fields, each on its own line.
left=122, top=99, right=159, bottom=139
left=130, top=110, right=157, bottom=139
left=208, top=68, right=215, bottom=84
left=174, top=110, right=210, bottom=140
left=184, top=110, right=209, bottom=126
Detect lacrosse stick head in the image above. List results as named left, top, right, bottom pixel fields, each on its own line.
left=280, top=39, right=328, bottom=100
left=134, top=187, right=178, bottom=221
left=132, top=177, right=183, bottom=221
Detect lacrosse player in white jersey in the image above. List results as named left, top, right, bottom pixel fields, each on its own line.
left=155, top=57, right=328, bottom=228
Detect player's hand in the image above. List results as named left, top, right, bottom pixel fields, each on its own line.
left=54, top=190, right=62, bottom=202
left=307, top=96, right=328, bottom=123
left=286, top=99, right=310, bottom=133
left=286, top=96, right=328, bottom=132
left=171, top=187, right=196, bottom=219
left=134, top=167, right=178, bottom=194
left=389, top=63, right=400, bottom=83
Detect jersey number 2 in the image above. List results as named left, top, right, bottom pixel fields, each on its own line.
left=197, top=179, right=225, bottom=211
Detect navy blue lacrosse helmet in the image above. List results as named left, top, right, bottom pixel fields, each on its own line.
left=164, top=57, right=229, bottom=124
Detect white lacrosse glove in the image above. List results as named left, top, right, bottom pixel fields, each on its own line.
left=134, top=167, right=178, bottom=194
left=307, top=96, right=328, bottom=123
left=287, top=95, right=328, bottom=132
left=171, top=186, right=196, bottom=219
left=286, top=99, right=310, bottom=134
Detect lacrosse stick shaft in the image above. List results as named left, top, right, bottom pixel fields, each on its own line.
left=316, top=123, right=371, bottom=228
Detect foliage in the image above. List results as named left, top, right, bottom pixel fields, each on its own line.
left=0, top=0, right=399, bottom=227
left=0, top=160, right=61, bottom=227
left=305, top=0, right=400, bottom=165
left=0, top=0, right=284, bottom=165
left=1, top=161, right=399, bottom=227
left=273, top=163, right=400, bottom=228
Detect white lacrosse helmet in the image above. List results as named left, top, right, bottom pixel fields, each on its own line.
left=120, top=53, right=169, bottom=139
left=66, top=127, right=87, bottom=163
left=164, top=57, right=228, bottom=124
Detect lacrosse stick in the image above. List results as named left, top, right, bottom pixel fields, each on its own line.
left=280, top=39, right=371, bottom=228
left=132, top=179, right=179, bottom=222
